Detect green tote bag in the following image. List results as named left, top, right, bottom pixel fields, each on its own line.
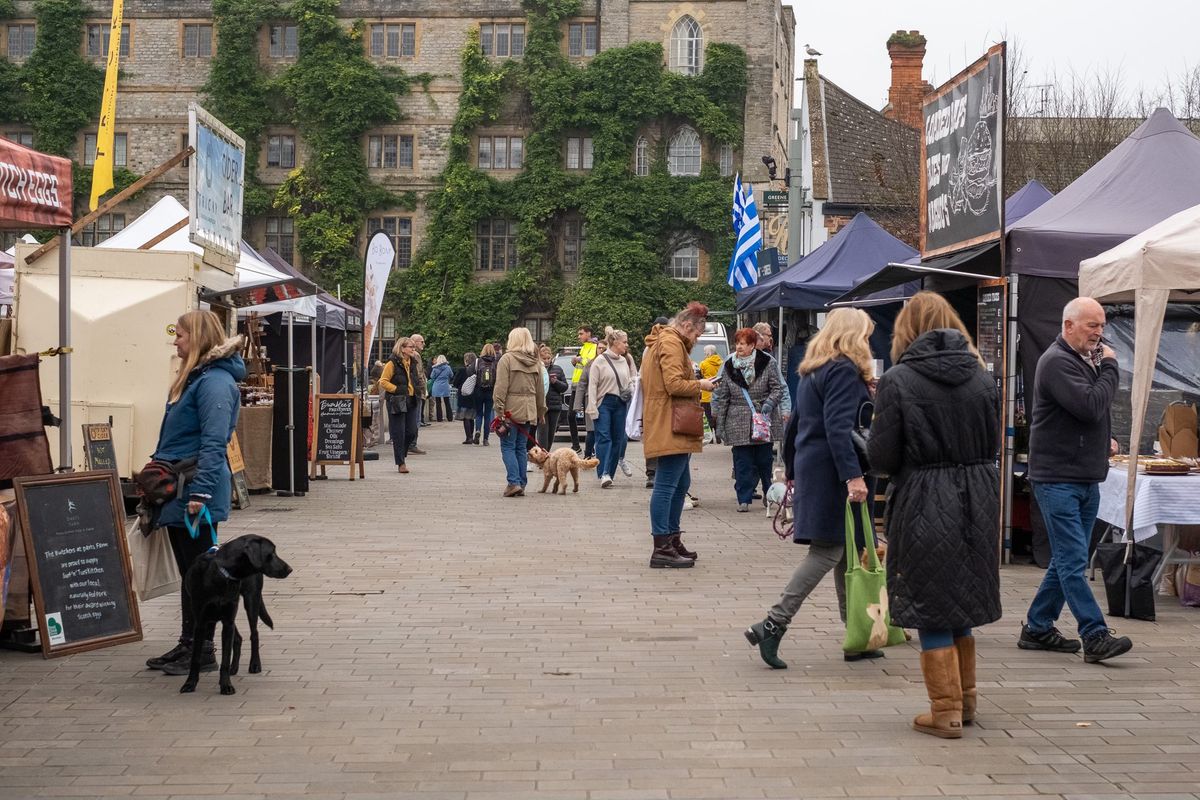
left=842, top=501, right=906, bottom=653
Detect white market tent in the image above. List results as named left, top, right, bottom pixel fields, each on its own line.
left=1, top=235, right=38, bottom=308
left=1079, top=202, right=1200, bottom=532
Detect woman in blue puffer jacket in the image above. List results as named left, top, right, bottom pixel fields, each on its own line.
left=144, top=309, right=245, bottom=677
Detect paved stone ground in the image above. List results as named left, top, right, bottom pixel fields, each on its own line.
left=3, top=423, right=1200, bottom=800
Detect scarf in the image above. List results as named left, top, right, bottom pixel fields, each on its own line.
left=732, top=352, right=756, bottom=385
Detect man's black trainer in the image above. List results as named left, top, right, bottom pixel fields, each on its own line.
left=1018, top=623, right=1082, bottom=653
left=1082, top=629, right=1133, bottom=663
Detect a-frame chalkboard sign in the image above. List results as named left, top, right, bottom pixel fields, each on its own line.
left=310, top=394, right=364, bottom=480
left=13, top=470, right=143, bottom=658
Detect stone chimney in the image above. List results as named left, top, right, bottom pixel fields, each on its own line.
left=884, top=30, right=931, bottom=130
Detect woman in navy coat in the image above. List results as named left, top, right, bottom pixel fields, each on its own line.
left=144, top=309, right=244, bottom=677
left=744, top=308, right=877, bottom=669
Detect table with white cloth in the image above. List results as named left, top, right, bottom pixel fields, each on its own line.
left=1097, top=466, right=1200, bottom=584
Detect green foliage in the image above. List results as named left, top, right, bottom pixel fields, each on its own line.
left=273, top=0, right=413, bottom=297
left=887, top=31, right=926, bottom=49
left=17, top=0, right=103, bottom=156
left=69, top=163, right=141, bottom=209
left=395, top=0, right=744, bottom=358
left=0, top=0, right=14, bottom=17
left=204, top=0, right=280, bottom=217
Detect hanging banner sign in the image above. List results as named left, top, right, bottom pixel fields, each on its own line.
left=361, top=230, right=396, bottom=367
left=0, top=138, right=72, bottom=228
left=920, top=43, right=1005, bottom=259
left=188, top=102, right=246, bottom=261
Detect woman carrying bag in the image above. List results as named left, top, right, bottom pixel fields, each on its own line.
left=743, top=308, right=880, bottom=669
left=711, top=327, right=784, bottom=511
left=452, top=352, right=479, bottom=444
left=868, top=292, right=1001, bottom=739
left=144, top=309, right=244, bottom=677
left=379, top=337, right=423, bottom=473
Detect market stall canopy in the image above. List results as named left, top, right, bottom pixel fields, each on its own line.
left=1079, top=202, right=1200, bottom=534
left=735, top=213, right=917, bottom=312
left=831, top=180, right=1057, bottom=306
left=257, top=246, right=363, bottom=331
left=1, top=235, right=37, bottom=306
left=98, top=195, right=317, bottom=311
left=1009, top=108, right=1200, bottom=278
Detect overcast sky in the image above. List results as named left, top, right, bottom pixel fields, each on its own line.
left=793, top=0, right=1200, bottom=112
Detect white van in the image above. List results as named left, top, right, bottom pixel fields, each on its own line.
left=690, top=320, right=730, bottom=365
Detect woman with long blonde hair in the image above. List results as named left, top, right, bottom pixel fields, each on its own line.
left=378, top=337, right=423, bottom=472
left=145, top=309, right=245, bottom=677
left=473, top=342, right=499, bottom=445
left=745, top=307, right=880, bottom=668
left=492, top=327, right=547, bottom=496
left=868, top=291, right=1000, bottom=738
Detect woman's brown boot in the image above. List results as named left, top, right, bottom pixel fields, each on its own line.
left=912, top=646, right=963, bottom=739
left=955, top=635, right=976, bottom=724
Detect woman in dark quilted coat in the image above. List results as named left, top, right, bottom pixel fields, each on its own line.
left=868, top=292, right=1001, bottom=740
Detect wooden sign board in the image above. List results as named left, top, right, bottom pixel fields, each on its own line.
left=227, top=432, right=250, bottom=510
left=13, top=470, right=142, bottom=658
left=310, top=394, right=364, bottom=480
left=82, top=423, right=118, bottom=472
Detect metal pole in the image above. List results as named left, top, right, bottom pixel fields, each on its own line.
left=311, top=312, right=317, bottom=395
left=286, top=311, right=295, bottom=496
left=1002, top=274, right=1019, bottom=564
left=58, top=230, right=72, bottom=471
left=787, top=108, right=804, bottom=260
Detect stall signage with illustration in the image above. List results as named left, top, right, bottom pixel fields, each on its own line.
left=188, top=102, right=246, bottom=261
left=13, top=471, right=142, bottom=657
left=920, top=43, right=1005, bottom=259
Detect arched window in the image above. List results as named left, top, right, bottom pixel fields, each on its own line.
left=719, top=144, right=734, bottom=177
left=669, top=16, right=703, bottom=75
left=669, top=243, right=700, bottom=281
left=635, top=136, right=650, bottom=176
left=668, top=126, right=701, bottom=176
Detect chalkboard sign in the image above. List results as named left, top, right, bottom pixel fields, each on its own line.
left=13, top=471, right=142, bottom=658
left=977, top=281, right=1006, bottom=405
left=310, top=394, right=363, bottom=480
left=82, top=423, right=118, bottom=472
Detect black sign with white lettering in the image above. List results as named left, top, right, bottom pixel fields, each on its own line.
left=314, top=394, right=357, bottom=464
left=14, top=471, right=142, bottom=657
left=921, top=43, right=1005, bottom=259
left=82, top=423, right=117, bottom=472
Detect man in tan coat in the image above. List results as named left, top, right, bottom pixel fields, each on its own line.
left=640, top=302, right=715, bottom=568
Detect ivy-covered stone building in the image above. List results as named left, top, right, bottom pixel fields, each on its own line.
left=0, top=0, right=796, bottom=355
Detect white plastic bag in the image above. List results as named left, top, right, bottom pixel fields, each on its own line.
left=625, top=378, right=644, bottom=441
left=126, top=519, right=181, bottom=602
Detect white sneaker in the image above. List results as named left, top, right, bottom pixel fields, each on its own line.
left=600, top=474, right=613, bottom=488
left=618, top=459, right=633, bottom=477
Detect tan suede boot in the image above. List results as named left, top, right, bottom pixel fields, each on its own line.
left=912, top=646, right=963, bottom=739
left=955, top=636, right=976, bottom=725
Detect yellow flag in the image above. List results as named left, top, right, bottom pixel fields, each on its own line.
left=88, top=0, right=125, bottom=211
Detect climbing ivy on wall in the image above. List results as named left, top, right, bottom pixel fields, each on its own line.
left=393, top=0, right=746, bottom=359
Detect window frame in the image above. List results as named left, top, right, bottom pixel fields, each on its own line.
left=83, top=132, right=128, bottom=168
left=264, top=216, right=296, bottom=265
left=480, top=21, right=525, bottom=58
left=77, top=213, right=126, bottom=247
left=565, top=136, right=593, bottom=171
left=369, top=22, right=417, bottom=58
left=266, top=133, right=297, bottom=169
left=367, top=133, right=415, bottom=170
left=7, top=23, right=36, bottom=60
left=560, top=215, right=587, bottom=272
left=475, top=217, right=519, bottom=272
left=476, top=134, right=524, bottom=171
left=719, top=143, right=735, bottom=177
left=4, top=131, right=34, bottom=148
left=367, top=215, right=414, bottom=269
left=269, top=23, right=298, bottom=58
left=667, top=126, right=702, bottom=177
left=669, top=16, right=703, bottom=76
left=567, top=21, right=597, bottom=57
left=182, top=22, right=213, bottom=58
left=85, top=22, right=131, bottom=58
left=634, top=136, right=650, bottom=177
left=669, top=243, right=701, bottom=281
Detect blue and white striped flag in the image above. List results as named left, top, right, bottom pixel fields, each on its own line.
left=727, top=174, right=762, bottom=290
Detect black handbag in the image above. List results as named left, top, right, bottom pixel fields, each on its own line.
left=849, top=400, right=880, bottom=476
left=1095, top=539, right=1162, bottom=621
left=385, top=392, right=409, bottom=415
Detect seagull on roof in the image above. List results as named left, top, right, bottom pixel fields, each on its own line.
left=804, top=44, right=822, bottom=56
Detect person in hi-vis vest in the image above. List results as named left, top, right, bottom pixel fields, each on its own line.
left=569, top=325, right=598, bottom=451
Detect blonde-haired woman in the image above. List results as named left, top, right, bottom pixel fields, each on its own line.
left=429, top=354, right=454, bottom=422
left=493, top=327, right=547, bottom=496
left=473, top=343, right=499, bottom=445
left=379, top=337, right=422, bottom=473
left=587, top=326, right=636, bottom=487
left=868, top=292, right=1000, bottom=737
left=745, top=307, right=879, bottom=669
left=145, top=309, right=244, bottom=676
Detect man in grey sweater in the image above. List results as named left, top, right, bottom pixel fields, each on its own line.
left=1019, top=297, right=1132, bottom=663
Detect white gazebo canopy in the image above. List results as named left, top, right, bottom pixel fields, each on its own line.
left=1079, top=202, right=1200, bottom=532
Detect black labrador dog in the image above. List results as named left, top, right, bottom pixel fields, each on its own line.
left=179, top=534, right=292, bottom=695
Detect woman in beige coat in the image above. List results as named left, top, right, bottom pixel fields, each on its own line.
left=493, top=327, right=547, bottom=497
left=640, top=302, right=715, bottom=568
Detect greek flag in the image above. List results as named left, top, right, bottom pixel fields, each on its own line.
left=727, top=174, right=762, bottom=290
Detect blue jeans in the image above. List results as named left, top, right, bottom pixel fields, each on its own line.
left=474, top=397, right=495, bottom=441
left=499, top=422, right=530, bottom=487
left=649, top=453, right=691, bottom=536
left=918, top=628, right=972, bottom=651
left=1026, top=481, right=1107, bottom=639
left=594, top=395, right=628, bottom=478
left=732, top=443, right=773, bottom=504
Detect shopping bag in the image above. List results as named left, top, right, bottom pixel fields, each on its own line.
left=1095, top=539, right=1160, bottom=621
left=1179, top=559, right=1200, bottom=607
left=842, top=501, right=905, bottom=653
left=126, top=519, right=181, bottom=602
left=625, top=379, right=644, bottom=441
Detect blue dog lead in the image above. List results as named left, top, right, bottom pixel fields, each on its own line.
left=184, top=504, right=219, bottom=553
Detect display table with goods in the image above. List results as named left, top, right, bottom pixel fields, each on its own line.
left=235, top=399, right=274, bottom=492
left=1098, top=459, right=1200, bottom=590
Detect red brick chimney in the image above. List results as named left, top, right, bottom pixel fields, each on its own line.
left=884, top=30, right=931, bottom=130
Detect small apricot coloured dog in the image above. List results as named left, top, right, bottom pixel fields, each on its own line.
left=527, top=447, right=600, bottom=495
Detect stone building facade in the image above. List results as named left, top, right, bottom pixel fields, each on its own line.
left=2, top=0, right=795, bottom=299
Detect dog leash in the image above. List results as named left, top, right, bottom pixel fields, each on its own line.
left=184, top=505, right=220, bottom=552
left=492, top=411, right=544, bottom=450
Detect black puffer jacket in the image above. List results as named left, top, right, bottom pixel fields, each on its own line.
left=867, top=329, right=1002, bottom=631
